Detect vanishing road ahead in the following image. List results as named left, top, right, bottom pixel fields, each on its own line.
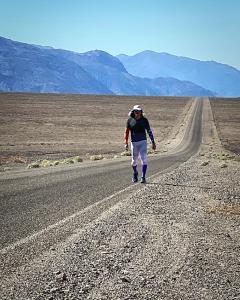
left=0, top=98, right=203, bottom=275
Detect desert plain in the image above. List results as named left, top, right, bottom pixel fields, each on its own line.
left=210, top=97, right=240, bottom=154
left=1, top=93, right=239, bottom=169
left=0, top=93, right=191, bottom=168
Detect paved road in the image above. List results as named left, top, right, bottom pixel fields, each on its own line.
left=0, top=98, right=202, bottom=257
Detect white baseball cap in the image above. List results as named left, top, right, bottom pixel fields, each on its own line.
left=132, top=105, right=142, bottom=111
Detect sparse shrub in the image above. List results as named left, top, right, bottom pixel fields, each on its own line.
left=72, top=156, right=83, bottom=163
left=27, top=162, right=40, bottom=169
left=40, top=159, right=51, bottom=167
left=62, top=158, right=75, bottom=164
left=90, top=154, right=104, bottom=161
left=120, top=151, right=131, bottom=156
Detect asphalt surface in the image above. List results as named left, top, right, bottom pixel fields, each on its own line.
left=0, top=98, right=202, bottom=270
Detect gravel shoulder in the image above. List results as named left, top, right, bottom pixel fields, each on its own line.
left=1, top=98, right=240, bottom=300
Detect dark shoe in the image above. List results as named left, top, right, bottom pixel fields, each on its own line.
left=141, top=177, right=146, bottom=184
left=132, top=172, right=138, bottom=183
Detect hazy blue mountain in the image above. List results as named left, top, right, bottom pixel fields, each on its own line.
left=46, top=48, right=214, bottom=96
left=0, top=37, right=113, bottom=94
left=117, top=51, right=240, bottom=97
left=50, top=48, right=158, bottom=95
left=0, top=36, right=214, bottom=96
left=145, top=77, right=214, bottom=96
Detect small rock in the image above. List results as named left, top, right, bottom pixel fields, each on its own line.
left=82, top=285, right=90, bottom=293
left=101, top=251, right=109, bottom=254
left=121, top=276, right=131, bottom=283
left=56, top=272, right=67, bottom=281
left=201, top=161, right=209, bottom=166
left=221, top=163, right=227, bottom=168
left=50, top=287, right=59, bottom=293
left=54, top=270, right=61, bottom=275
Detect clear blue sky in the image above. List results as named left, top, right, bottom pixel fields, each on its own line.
left=1, top=0, right=240, bottom=69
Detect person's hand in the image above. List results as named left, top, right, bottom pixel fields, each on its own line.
left=125, top=143, right=129, bottom=151
left=152, top=142, right=156, bottom=151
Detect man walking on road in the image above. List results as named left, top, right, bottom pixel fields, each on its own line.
left=124, top=105, right=156, bottom=184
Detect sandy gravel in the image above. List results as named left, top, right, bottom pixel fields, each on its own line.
left=1, top=99, right=239, bottom=299
left=210, top=98, right=240, bottom=154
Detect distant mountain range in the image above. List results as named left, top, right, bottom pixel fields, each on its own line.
left=117, top=51, right=240, bottom=97
left=1, top=36, right=239, bottom=96
left=0, top=37, right=112, bottom=94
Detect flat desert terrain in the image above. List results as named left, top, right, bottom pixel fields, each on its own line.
left=210, top=98, right=240, bottom=154
left=0, top=93, right=190, bottom=167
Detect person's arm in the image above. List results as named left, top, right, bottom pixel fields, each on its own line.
left=148, top=129, right=156, bottom=150
left=124, top=120, right=130, bottom=150
left=124, top=128, right=130, bottom=150
left=145, top=119, right=156, bottom=150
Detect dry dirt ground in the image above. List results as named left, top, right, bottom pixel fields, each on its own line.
left=0, top=93, right=190, bottom=169
left=210, top=98, right=240, bottom=154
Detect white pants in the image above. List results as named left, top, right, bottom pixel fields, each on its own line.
left=131, top=140, right=147, bottom=167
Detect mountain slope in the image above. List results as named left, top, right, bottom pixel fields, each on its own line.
left=0, top=36, right=215, bottom=96
left=51, top=48, right=214, bottom=96
left=50, top=49, right=158, bottom=95
left=117, top=51, right=240, bottom=97
left=0, top=37, right=113, bottom=94
left=146, top=77, right=214, bottom=96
